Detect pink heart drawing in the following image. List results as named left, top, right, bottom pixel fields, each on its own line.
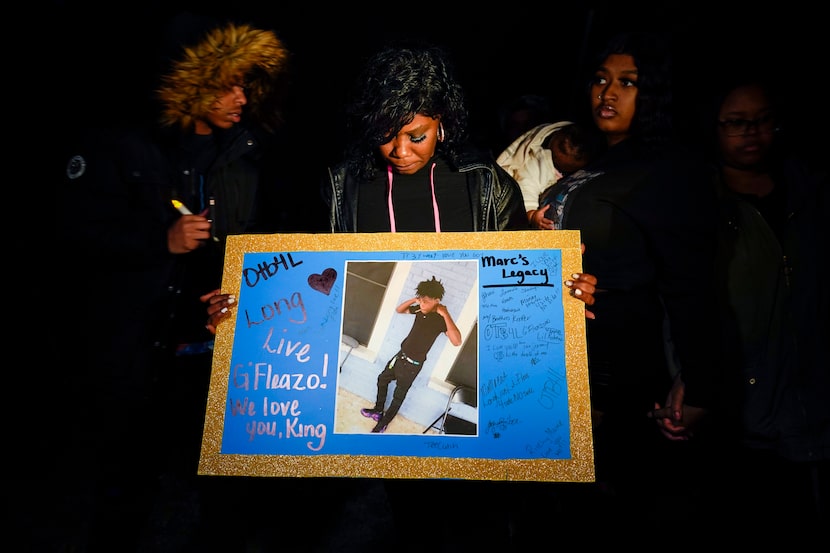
left=308, top=268, right=337, bottom=295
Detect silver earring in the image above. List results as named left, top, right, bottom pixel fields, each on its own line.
left=437, top=123, right=445, bottom=142
left=597, top=94, right=603, bottom=100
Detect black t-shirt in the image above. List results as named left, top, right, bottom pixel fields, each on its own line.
left=399, top=309, right=448, bottom=362
left=357, top=157, right=473, bottom=232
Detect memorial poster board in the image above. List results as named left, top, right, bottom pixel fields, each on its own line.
left=198, top=231, right=594, bottom=482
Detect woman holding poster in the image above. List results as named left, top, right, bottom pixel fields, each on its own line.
left=206, top=41, right=598, bottom=551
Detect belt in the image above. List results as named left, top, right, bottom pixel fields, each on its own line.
left=398, top=351, right=421, bottom=366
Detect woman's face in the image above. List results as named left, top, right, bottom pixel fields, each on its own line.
left=378, top=114, right=441, bottom=174
left=717, top=84, right=776, bottom=170
left=590, top=54, right=638, bottom=146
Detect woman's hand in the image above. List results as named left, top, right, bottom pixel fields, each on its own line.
left=201, top=289, right=236, bottom=335
left=566, top=243, right=598, bottom=319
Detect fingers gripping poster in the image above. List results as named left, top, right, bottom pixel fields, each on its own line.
left=199, top=231, right=594, bottom=482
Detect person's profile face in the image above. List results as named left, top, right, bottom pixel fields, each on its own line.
left=198, top=85, right=247, bottom=134
left=378, top=114, right=441, bottom=175
left=590, top=54, right=638, bottom=146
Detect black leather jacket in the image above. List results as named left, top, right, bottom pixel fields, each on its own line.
left=322, top=149, right=528, bottom=232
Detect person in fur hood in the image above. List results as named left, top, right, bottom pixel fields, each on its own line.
left=156, top=17, right=290, bottom=133
left=55, top=14, right=294, bottom=552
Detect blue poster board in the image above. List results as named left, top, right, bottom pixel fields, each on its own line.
left=199, top=231, right=594, bottom=482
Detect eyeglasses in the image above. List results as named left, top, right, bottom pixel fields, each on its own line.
left=717, top=112, right=777, bottom=136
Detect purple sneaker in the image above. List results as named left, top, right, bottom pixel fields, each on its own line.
left=360, top=408, right=382, bottom=422
left=371, top=423, right=388, bottom=434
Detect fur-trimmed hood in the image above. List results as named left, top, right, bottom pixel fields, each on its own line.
left=157, top=22, right=289, bottom=131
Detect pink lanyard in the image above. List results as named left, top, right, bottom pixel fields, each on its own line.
left=387, top=162, right=441, bottom=232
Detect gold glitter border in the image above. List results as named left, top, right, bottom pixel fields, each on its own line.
left=199, top=231, right=594, bottom=482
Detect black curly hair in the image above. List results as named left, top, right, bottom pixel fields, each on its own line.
left=415, top=276, right=445, bottom=300
left=587, top=32, right=673, bottom=149
left=344, top=42, right=469, bottom=182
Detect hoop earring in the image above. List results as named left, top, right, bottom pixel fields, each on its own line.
left=437, top=123, right=445, bottom=142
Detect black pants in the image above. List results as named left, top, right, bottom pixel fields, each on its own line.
left=374, top=352, right=421, bottom=427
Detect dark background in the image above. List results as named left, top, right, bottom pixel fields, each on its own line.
left=28, top=3, right=821, bottom=549
left=46, top=1, right=818, bottom=165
